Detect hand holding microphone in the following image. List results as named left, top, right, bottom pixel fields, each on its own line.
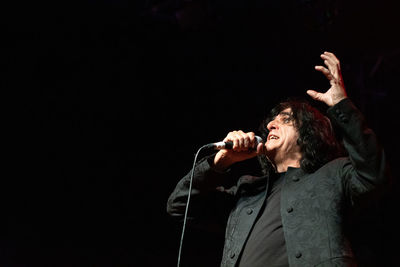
left=211, top=135, right=263, bottom=150
left=210, top=130, right=265, bottom=171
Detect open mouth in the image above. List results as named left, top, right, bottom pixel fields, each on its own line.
left=268, top=134, right=279, bottom=140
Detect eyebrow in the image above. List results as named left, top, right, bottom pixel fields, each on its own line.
left=279, top=111, right=292, bottom=117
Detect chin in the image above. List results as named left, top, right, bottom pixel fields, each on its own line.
left=265, top=147, right=277, bottom=157
left=265, top=143, right=278, bottom=151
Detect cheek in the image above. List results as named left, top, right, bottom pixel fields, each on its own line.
left=288, top=133, right=301, bottom=150
left=283, top=130, right=299, bottom=148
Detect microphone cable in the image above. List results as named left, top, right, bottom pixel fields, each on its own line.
left=177, top=144, right=211, bottom=267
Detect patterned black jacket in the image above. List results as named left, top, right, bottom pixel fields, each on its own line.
left=167, top=99, right=389, bottom=267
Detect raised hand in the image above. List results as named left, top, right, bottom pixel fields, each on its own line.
left=307, top=52, right=348, bottom=107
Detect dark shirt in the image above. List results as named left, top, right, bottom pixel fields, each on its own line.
left=238, top=172, right=289, bottom=267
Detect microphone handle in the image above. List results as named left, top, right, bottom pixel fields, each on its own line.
left=213, top=141, right=233, bottom=150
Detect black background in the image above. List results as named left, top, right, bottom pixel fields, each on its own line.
left=3, top=0, right=400, bottom=266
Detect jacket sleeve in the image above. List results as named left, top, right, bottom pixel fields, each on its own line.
left=327, top=98, right=390, bottom=203
left=166, top=155, right=236, bottom=227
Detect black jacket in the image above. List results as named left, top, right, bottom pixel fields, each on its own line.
left=167, top=99, right=389, bottom=267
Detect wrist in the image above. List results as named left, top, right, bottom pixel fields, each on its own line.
left=212, top=152, right=234, bottom=172
left=331, top=95, right=348, bottom=107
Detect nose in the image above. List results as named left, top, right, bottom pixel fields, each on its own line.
left=267, top=120, right=279, bottom=131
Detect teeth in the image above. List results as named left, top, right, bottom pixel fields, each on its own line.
left=269, top=135, right=279, bottom=140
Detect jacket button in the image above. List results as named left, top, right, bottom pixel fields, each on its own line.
left=292, top=176, right=299, bottom=182
left=295, top=252, right=302, bottom=258
left=230, top=252, right=236, bottom=259
left=246, top=208, right=253, bottom=215
left=287, top=207, right=293, bottom=213
left=340, top=115, right=349, bottom=123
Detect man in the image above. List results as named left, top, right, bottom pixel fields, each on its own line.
left=167, top=52, right=389, bottom=266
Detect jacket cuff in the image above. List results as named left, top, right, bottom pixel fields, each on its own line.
left=327, top=98, right=358, bottom=125
left=189, top=155, right=231, bottom=189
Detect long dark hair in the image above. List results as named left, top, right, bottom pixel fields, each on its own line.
left=258, top=99, right=344, bottom=174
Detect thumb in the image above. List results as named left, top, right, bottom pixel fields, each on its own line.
left=256, top=142, right=265, bottom=155
left=307, top=90, right=324, bottom=102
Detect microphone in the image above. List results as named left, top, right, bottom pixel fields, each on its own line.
left=207, top=136, right=263, bottom=150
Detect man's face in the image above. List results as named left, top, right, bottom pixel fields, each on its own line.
left=265, top=108, right=301, bottom=162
